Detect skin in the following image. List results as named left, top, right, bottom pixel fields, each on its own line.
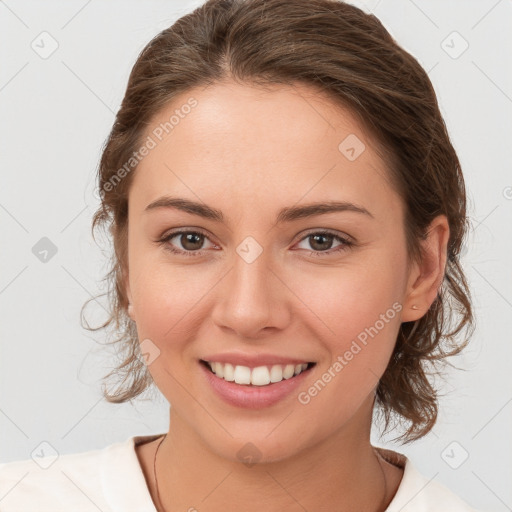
left=124, top=80, right=449, bottom=511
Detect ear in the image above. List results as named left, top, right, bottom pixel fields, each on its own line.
left=401, top=214, right=450, bottom=323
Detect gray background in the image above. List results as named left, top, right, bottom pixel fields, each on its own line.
left=1, top=0, right=511, bottom=510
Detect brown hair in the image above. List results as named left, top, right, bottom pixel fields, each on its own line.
left=82, top=0, right=475, bottom=442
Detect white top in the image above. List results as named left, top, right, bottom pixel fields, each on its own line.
left=0, top=433, right=479, bottom=511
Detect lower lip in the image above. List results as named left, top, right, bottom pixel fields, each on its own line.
left=199, top=361, right=314, bottom=409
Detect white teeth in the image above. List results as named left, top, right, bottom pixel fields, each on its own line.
left=251, top=366, right=270, bottom=386
left=283, top=364, right=295, bottom=379
left=269, top=364, right=283, bottom=383
left=223, top=363, right=235, bottom=381
left=206, top=360, right=311, bottom=386
left=233, top=365, right=251, bottom=385
left=214, top=362, right=224, bottom=378
left=295, top=363, right=308, bottom=374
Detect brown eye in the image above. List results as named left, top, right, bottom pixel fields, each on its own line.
left=178, top=232, right=205, bottom=251
left=295, top=231, right=354, bottom=257
left=159, top=229, right=216, bottom=257
left=308, top=233, right=335, bottom=251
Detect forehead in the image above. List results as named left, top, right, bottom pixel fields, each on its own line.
left=129, top=81, right=401, bottom=223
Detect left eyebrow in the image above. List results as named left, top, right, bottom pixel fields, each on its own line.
left=275, top=201, right=374, bottom=223
left=144, top=196, right=374, bottom=223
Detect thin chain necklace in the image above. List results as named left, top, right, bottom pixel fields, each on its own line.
left=153, top=434, right=167, bottom=512
left=153, top=434, right=388, bottom=512
left=374, top=447, right=390, bottom=511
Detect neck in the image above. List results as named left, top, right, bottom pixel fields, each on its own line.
left=152, top=406, right=395, bottom=512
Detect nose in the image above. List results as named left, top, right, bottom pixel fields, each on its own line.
left=210, top=245, right=290, bottom=339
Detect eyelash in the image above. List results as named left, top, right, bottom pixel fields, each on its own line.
left=157, top=228, right=354, bottom=258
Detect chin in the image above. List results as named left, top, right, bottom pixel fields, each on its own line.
left=195, top=419, right=321, bottom=467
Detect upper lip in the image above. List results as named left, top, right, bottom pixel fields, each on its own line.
left=200, top=353, right=314, bottom=368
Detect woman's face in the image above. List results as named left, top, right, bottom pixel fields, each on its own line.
left=125, top=81, right=420, bottom=462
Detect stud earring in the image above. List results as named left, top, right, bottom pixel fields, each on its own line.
left=411, top=305, right=419, bottom=310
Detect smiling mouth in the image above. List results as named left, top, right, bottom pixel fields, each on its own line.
left=200, top=360, right=316, bottom=386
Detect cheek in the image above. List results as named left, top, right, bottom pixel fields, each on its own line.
left=292, top=254, right=404, bottom=342
left=291, top=252, right=404, bottom=394
left=295, top=299, right=401, bottom=426
left=129, top=265, right=211, bottom=397
left=131, top=260, right=216, bottom=343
